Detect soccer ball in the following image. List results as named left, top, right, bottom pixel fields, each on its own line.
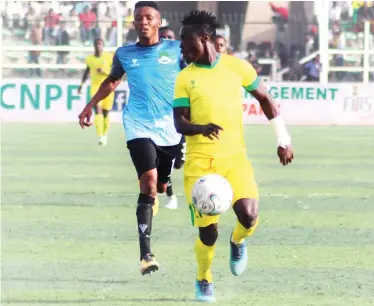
left=191, top=174, right=233, bottom=216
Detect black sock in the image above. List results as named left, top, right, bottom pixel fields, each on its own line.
left=136, top=194, right=155, bottom=260
left=166, top=180, right=173, bottom=197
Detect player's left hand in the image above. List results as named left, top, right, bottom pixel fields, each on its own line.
left=78, top=105, right=93, bottom=129
left=97, top=68, right=104, bottom=74
left=277, top=145, right=294, bottom=166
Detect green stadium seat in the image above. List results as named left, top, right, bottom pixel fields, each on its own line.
left=13, top=29, right=26, bottom=38
left=68, top=68, right=79, bottom=74
left=7, top=55, right=19, bottom=63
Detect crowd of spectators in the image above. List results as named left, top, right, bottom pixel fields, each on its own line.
left=1, top=1, right=373, bottom=81
left=1, top=1, right=134, bottom=47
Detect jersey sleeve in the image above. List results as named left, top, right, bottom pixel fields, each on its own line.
left=173, top=72, right=190, bottom=108
left=239, top=59, right=260, bottom=92
left=109, top=51, right=125, bottom=80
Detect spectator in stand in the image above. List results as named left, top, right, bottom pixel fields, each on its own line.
left=330, top=27, right=345, bottom=80
left=55, top=21, right=70, bottom=64
left=79, top=5, right=97, bottom=44
left=102, top=6, right=116, bottom=41
left=65, top=8, right=80, bottom=39
left=24, top=5, right=38, bottom=30
left=44, top=8, right=60, bottom=44
left=92, top=21, right=102, bottom=41
left=107, top=21, right=117, bottom=46
left=29, top=19, right=42, bottom=78
left=248, top=52, right=262, bottom=74
left=5, top=1, right=25, bottom=29
left=214, top=35, right=228, bottom=54
left=357, top=1, right=374, bottom=31
left=304, top=54, right=321, bottom=82
left=329, top=2, right=342, bottom=22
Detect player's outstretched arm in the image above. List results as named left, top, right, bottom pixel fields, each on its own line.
left=249, top=81, right=294, bottom=166
left=78, top=67, right=89, bottom=94
left=78, top=77, right=121, bottom=128
left=78, top=52, right=125, bottom=129
left=173, top=107, right=223, bottom=140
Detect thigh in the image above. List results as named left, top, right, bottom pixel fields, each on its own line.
left=156, top=145, right=179, bottom=184
left=184, top=158, right=220, bottom=228
left=101, top=92, right=114, bottom=111
left=226, top=154, right=259, bottom=204
left=127, top=138, right=157, bottom=179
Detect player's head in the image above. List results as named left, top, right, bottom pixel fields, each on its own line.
left=214, top=35, right=227, bottom=54
left=180, top=10, right=220, bottom=63
left=94, top=38, right=104, bottom=54
left=133, top=1, right=161, bottom=41
left=159, top=26, right=175, bottom=40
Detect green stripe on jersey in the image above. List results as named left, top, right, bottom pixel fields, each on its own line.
left=173, top=97, right=190, bottom=108
left=244, top=77, right=260, bottom=92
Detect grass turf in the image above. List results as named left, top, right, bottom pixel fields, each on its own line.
left=1, top=124, right=374, bottom=306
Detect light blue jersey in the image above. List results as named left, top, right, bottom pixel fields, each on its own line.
left=110, top=39, right=185, bottom=146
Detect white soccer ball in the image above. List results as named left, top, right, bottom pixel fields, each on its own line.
left=191, top=174, right=233, bottom=216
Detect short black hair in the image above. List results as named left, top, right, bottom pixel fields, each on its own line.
left=181, top=10, right=220, bottom=37
left=134, top=1, right=159, bottom=11
left=94, top=38, right=103, bottom=44
left=214, top=35, right=225, bottom=41
left=159, top=26, right=171, bottom=32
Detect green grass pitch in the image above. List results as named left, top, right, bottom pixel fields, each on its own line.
left=1, top=124, right=374, bottom=306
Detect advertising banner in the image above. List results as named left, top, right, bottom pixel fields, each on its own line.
left=1, top=80, right=373, bottom=125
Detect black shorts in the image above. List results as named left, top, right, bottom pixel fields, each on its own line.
left=174, top=135, right=186, bottom=169
left=127, top=138, right=180, bottom=183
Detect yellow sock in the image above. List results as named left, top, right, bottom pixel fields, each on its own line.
left=103, top=115, right=110, bottom=135
left=94, top=114, right=104, bottom=137
left=195, top=238, right=215, bottom=283
left=232, top=217, right=259, bottom=244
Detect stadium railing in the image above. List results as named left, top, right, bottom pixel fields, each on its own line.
left=317, top=1, right=374, bottom=84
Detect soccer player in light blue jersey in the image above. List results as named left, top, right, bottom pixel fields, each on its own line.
left=78, top=1, right=185, bottom=275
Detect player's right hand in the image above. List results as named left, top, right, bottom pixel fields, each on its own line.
left=201, top=123, right=223, bottom=140
left=78, top=106, right=93, bottom=129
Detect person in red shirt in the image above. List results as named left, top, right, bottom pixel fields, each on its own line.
left=44, top=9, right=60, bottom=44
left=79, top=6, right=97, bottom=43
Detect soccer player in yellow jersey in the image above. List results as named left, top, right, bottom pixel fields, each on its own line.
left=78, top=38, right=114, bottom=146
left=173, top=10, right=294, bottom=302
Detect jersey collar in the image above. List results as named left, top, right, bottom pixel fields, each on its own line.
left=136, top=39, right=164, bottom=48
left=194, top=54, right=221, bottom=69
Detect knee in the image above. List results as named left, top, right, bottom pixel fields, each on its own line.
left=234, top=199, right=259, bottom=229
left=199, top=224, right=218, bottom=246
left=139, top=173, right=157, bottom=198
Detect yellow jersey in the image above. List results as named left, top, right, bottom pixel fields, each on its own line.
left=85, top=52, right=113, bottom=87
left=173, top=54, right=259, bottom=159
